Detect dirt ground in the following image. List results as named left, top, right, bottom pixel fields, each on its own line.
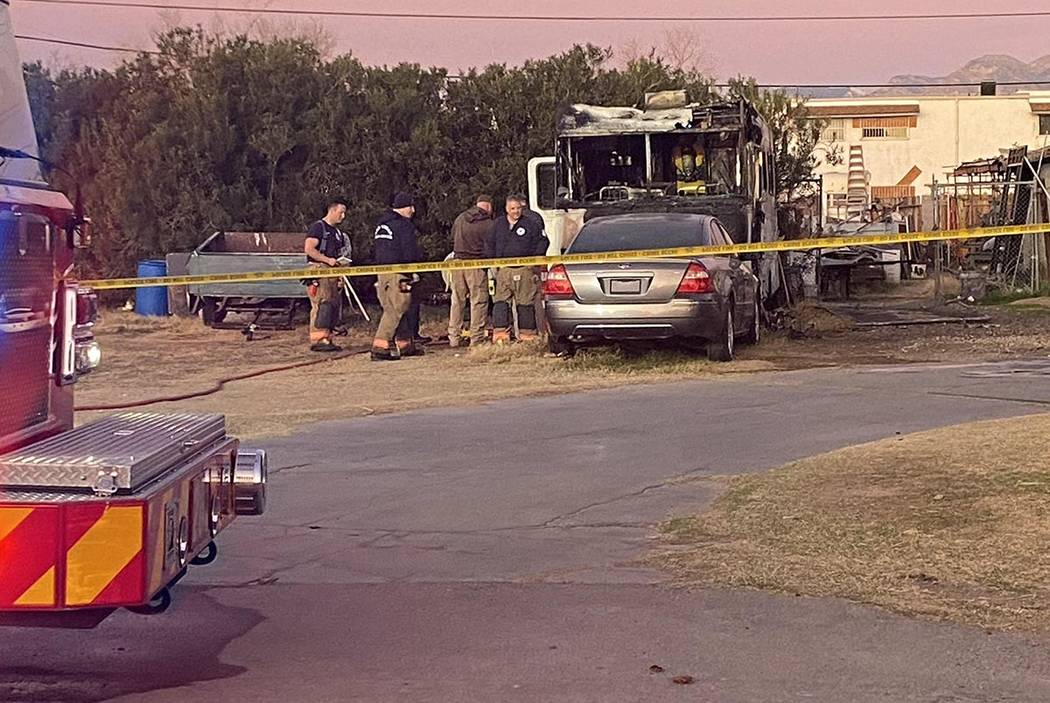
left=76, top=309, right=769, bottom=438
left=76, top=284, right=1050, bottom=633
left=656, top=413, right=1050, bottom=633
left=77, top=280, right=1050, bottom=439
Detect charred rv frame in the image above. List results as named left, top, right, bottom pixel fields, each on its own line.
left=531, top=97, right=781, bottom=301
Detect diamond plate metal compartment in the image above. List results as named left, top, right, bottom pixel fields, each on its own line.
left=0, top=412, right=227, bottom=494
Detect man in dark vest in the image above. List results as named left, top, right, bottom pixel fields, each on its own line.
left=304, top=196, right=350, bottom=352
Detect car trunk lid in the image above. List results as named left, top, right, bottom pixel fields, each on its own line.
left=564, top=258, right=694, bottom=304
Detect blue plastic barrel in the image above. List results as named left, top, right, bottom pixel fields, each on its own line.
left=135, top=260, right=169, bottom=316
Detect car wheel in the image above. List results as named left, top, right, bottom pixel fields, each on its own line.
left=741, top=297, right=761, bottom=345
left=707, top=304, right=734, bottom=362
left=549, top=335, right=576, bottom=358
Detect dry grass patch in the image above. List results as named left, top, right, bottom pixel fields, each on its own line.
left=785, top=302, right=854, bottom=337
left=656, top=414, right=1050, bottom=632
left=79, top=312, right=770, bottom=438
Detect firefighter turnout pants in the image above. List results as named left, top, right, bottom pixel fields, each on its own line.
left=308, top=274, right=343, bottom=344
left=374, top=273, right=413, bottom=352
left=448, top=268, right=489, bottom=346
left=492, top=266, right=539, bottom=342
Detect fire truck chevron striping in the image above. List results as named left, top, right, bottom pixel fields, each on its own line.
left=0, top=504, right=143, bottom=609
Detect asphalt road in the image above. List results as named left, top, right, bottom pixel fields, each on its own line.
left=4, top=360, right=1050, bottom=702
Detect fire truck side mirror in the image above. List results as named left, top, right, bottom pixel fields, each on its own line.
left=71, top=218, right=92, bottom=249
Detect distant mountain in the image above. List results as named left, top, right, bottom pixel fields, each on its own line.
left=869, top=55, right=1050, bottom=96
left=795, top=87, right=852, bottom=99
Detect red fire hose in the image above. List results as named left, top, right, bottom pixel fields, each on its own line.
left=75, top=347, right=367, bottom=412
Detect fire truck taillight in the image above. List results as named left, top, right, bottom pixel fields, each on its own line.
left=60, top=285, right=77, bottom=380
left=74, top=288, right=101, bottom=374
left=76, top=288, right=99, bottom=327
left=59, top=285, right=101, bottom=380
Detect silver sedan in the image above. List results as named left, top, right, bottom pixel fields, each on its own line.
left=543, top=213, right=761, bottom=361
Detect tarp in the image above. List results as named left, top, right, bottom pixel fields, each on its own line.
left=0, top=1, right=44, bottom=183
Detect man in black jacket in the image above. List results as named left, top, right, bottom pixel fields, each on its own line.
left=372, top=192, right=423, bottom=361
left=486, top=193, right=549, bottom=343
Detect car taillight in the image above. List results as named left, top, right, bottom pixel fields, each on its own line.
left=675, top=262, right=713, bottom=295
left=543, top=264, right=575, bottom=298
left=76, top=288, right=99, bottom=327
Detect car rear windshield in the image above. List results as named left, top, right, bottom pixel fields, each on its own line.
left=567, top=217, right=710, bottom=254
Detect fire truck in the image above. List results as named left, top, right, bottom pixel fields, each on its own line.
left=0, top=0, right=266, bottom=625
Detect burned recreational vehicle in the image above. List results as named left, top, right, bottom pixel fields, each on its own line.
left=529, top=94, right=782, bottom=300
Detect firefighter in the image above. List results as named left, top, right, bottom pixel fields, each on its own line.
left=372, top=191, right=423, bottom=361
left=486, top=193, right=549, bottom=343
left=304, top=196, right=351, bottom=352
left=448, top=194, right=494, bottom=347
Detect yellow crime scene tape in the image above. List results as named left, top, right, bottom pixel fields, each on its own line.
left=81, top=223, right=1050, bottom=291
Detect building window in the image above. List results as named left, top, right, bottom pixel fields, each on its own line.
left=862, top=126, right=909, bottom=139
left=1040, top=114, right=1050, bottom=135
left=854, top=115, right=914, bottom=140
left=820, top=118, right=846, bottom=142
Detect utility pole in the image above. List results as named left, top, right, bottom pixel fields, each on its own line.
left=932, top=177, right=943, bottom=303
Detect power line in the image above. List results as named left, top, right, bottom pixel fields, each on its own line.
left=14, top=33, right=1050, bottom=90
left=16, top=0, right=1050, bottom=23
left=714, top=81, right=1050, bottom=88
left=15, top=33, right=158, bottom=54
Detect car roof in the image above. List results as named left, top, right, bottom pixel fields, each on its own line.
left=581, top=212, right=718, bottom=235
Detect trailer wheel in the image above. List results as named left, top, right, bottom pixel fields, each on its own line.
left=190, top=541, right=218, bottom=566
left=128, top=588, right=172, bottom=616
left=199, top=297, right=226, bottom=327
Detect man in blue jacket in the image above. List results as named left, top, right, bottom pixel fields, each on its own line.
left=486, top=193, right=549, bottom=343
left=372, top=192, right=423, bottom=361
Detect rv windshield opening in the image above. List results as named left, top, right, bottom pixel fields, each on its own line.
left=562, top=135, right=650, bottom=203
left=560, top=130, right=743, bottom=205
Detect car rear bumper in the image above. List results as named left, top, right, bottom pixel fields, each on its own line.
left=545, top=297, right=723, bottom=340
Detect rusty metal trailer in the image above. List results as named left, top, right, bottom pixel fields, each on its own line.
left=184, top=231, right=309, bottom=327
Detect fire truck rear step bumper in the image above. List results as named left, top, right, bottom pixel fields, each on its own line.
left=0, top=414, right=267, bottom=617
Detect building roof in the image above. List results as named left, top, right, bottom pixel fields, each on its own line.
left=805, top=91, right=1050, bottom=118
left=806, top=103, right=920, bottom=118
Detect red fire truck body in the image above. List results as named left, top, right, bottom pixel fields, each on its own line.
left=0, top=2, right=266, bottom=622
left=0, top=179, right=268, bottom=623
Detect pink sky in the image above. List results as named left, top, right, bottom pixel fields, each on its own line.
left=10, top=0, right=1050, bottom=83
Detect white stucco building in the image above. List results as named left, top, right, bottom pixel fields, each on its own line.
left=806, top=91, right=1050, bottom=223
